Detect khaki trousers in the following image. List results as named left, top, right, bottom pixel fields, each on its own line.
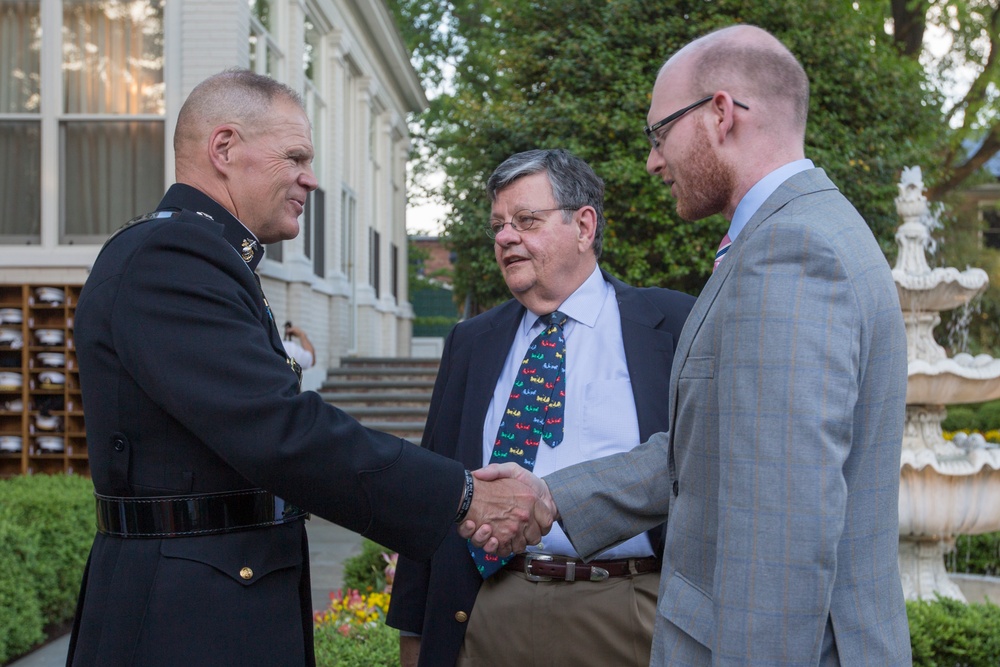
left=456, top=566, right=659, bottom=667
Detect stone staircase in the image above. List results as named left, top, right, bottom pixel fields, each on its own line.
left=318, top=357, right=439, bottom=442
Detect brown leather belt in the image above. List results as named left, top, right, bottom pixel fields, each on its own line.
left=505, top=554, right=661, bottom=582
left=95, top=489, right=308, bottom=538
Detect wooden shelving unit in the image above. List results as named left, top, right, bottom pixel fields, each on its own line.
left=0, top=284, right=87, bottom=478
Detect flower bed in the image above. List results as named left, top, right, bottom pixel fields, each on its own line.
left=314, top=542, right=399, bottom=666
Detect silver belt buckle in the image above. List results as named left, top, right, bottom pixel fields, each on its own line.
left=523, top=553, right=554, bottom=582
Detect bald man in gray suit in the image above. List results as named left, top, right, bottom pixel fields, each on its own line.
left=470, top=25, right=910, bottom=665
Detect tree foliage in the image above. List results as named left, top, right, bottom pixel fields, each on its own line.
left=390, top=0, right=954, bottom=313
left=890, top=0, right=999, bottom=200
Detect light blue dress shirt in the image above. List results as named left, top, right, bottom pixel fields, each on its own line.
left=482, top=265, right=653, bottom=559
left=727, top=159, right=815, bottom=241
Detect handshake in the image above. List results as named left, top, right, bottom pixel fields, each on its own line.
left=459, top=463, right=559, bottom=556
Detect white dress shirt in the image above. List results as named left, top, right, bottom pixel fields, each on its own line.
left=482, top=265, right=653, bottom=559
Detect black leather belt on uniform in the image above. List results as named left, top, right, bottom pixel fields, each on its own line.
left=95, top=489, right=308, bottom=538
left=505, top=553, right=661, bottom=582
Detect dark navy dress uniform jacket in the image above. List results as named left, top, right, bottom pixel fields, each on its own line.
left=67, top=183, right=464, bottom=667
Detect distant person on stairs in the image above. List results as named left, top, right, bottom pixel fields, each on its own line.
left=283, top=321, right=315, bottom=371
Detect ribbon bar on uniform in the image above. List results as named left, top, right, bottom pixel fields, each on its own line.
left=95, top=489, right=308, bottom=538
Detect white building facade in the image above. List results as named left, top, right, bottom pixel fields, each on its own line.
left=0, top=0, right=423, bottom=389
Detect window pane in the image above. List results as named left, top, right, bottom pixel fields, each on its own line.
left=249, top=33, right=259, bottom=73
left=0, top=0, right=41, bottom=113
left=984, top=210, right=1000, bottom=250
left=63, top=0, right=164, bottom=114
left=313, top=188, right=325, bottom=278
left=0, top=120, right=40, bottom=240
left=249, top=0, right=270, bottom=31
left=62, top=120, right=163, bottom=240
left=304, top=16, right=319, bottom=82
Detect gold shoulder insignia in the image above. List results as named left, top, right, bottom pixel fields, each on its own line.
left=241, top=238, right=257, bottom=262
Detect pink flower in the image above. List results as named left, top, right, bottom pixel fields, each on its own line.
left=382, top=552, right=398, bottom=592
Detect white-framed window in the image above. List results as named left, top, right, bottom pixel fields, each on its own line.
left=248, top=0, right=281, bottom=77
left=369, top=226, right=380, bottom=298
left=0, top=0, right=165, bottom=245
left=341, top=186, right=356, bottom=277
left=302, top=11, right=326, bottom=277
left=982, top=202, right=1000, bottom=250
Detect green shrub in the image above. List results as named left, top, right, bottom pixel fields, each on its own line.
left=0, top=473, right=94, bottom=664
left=942, top=406, right=979, bottom=431
left=941, top=399, right=1000, bottom=432
left=908, top=596, right=1000, bottom=665
left=977, top=401, right=1000, bottom=431
left=0, top=522, right=45, bottom=664
left=0, top=474, right=95, bottom=621
left=314, top=541, right=398, bottom=666
left=341, top=539, right=392, bottom=593
left=314, top=616, right=398, bottom=667
left=947, top=531, right=1000, bottom=577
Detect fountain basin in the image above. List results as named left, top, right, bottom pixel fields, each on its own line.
left=894, top=266, right=988, bottom=311
left=907, top=355, right=1000, bottom=404
left=899, top=457, right=1000, bottom=537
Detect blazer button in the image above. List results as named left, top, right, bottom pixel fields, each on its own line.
left=240, top=567, right=253, bottom=580
left=454, top=611, right=468, bottom=623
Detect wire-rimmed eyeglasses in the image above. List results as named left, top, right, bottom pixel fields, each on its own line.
left=644, top=96, right=750, bottom=149
left=485, top=207, right=577, bottom=239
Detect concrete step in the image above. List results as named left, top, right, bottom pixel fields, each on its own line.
left=319, top=379, right=436, bottom=393
left=319, top=391, right=434, bottom=407
left=340, top=356, right=441, bottom=370
left=323, top=357, right=440, bottom=444
left=325, top=367, right=439, bottom=383
left=339, top=406, right=429, bottom=421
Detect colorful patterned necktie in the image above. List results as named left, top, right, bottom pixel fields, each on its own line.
left=468, top=310, right=567, bottom=579
left=713, top=232, right=732, bottom=272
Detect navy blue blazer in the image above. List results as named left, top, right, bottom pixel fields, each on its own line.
left=386, top=272, right=694, bottom=666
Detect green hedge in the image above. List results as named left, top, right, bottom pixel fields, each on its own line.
left=908, top=597, right=1000, bottom=666
left=948, top=532, right=1000, bottom=577
left=340, top=539, right=392, bottom=593
left=0, top=474, right=94, bottom=664
left=941, top=399, right=1000, bottom=432
left=5, top=478, right=1000, bottom=666
left=315, top=539, right=398, bottom=667
left=314, top=619, right=398, bottom=667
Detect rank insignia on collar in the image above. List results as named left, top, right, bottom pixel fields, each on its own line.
left=241, top=238, right=258, bottom=262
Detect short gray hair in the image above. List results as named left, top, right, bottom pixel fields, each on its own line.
left=174, top=68, right=305, bottom=152
left=486, top=149, right=607, bottom=258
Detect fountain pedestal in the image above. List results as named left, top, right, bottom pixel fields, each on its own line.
left=894, top=166, right=1000, bottom=601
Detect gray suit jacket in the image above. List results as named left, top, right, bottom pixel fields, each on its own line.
left=547, top=169, right=911, bottom=665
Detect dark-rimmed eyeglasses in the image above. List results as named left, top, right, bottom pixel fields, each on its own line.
left=644, top=96, right=750, bottom=149
left=485, top=208, right=576, bottom=239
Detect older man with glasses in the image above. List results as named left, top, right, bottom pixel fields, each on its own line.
left=388, top=148, right=695, bottom=667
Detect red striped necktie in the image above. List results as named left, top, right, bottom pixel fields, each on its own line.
left=714, top=233, right=732, bottom=272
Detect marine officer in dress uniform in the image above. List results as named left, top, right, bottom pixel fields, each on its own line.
left=65, top=68, right=552, bottom=667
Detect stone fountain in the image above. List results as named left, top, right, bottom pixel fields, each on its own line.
left=894, top=166, right=1000, bottom=601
